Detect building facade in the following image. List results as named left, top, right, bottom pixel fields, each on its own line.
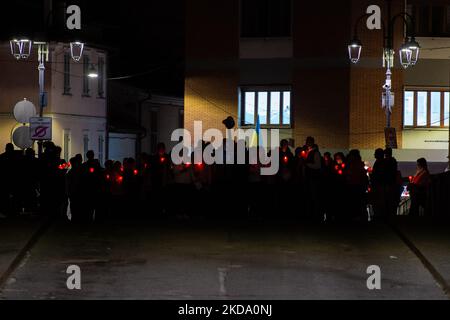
left=185, top=0, right=450, bottom=173
left=108, top=81, right=184, bottom=161
left=0, top=42, right=107, bottom=163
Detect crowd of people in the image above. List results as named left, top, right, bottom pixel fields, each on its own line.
left=0, top=137, right=434, bottom=223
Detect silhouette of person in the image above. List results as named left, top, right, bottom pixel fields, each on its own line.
left=408, top=158, right=431, bottom=217
left=345, top=149, right=369, bottom=221
left=66, top=156, right=83, bottom=222
left=370, top=148, right=386, bottom=220
left=303, top=137, right=322, bottom=220
left=0, top=143, right=17, bottom=216
left=383, top=148, right=400, bottom=217
left=80, top=150, right=102, bottom=222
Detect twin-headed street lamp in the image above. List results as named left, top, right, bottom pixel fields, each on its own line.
left=348, top=35, right=420, bottom=69
left=348, top=0, right=420, bottom=131
left=10, top=38, right=85, bottom=62
left=9, top=37, right=96, bottom=155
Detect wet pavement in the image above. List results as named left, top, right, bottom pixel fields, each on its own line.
left=0, top=217, right=449, bottom=300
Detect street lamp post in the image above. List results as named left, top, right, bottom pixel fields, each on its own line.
left=9, top=38, right=85, bottom=155
left=348, top=0, right=420, bottom=131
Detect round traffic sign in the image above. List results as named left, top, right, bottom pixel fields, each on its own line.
left=13, top=98, right=36, bottom=124
left=12, top=125, right=33, bottom=149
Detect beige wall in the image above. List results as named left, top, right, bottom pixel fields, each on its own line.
left=0, top=42, right=107, bottom=161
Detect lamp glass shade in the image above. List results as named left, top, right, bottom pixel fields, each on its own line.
left=10, top=40, right=21, bottom=60
left=70, top=42, right=84, bottom=62
left=19, top=39, right=32, bottom=59
left=407, top=38, right=420, bottom=65
left=399, top=44, right=412, bottom=69
left=348, top=40, right=362, bottom=64
left=409, top=47, right=419, bottom=65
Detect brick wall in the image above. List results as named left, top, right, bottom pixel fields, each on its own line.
left=293, top=68, right=350, bottom=149
left=185, top=70, right=239, bottom=136
left=349, top=0, right=405, bottom=150
left=349, top=67, right=404, bottom=149
left=184, top=0, right=407, bottom=152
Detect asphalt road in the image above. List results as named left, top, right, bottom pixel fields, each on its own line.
left=0, top=217, right=449, bottom=300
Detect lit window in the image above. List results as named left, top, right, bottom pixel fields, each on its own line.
left=282, top=91, right=291, bottom=125
left=417, top=91, right=427, bottom=126
left=244, top=92, right=255, bottom=125
left=445, top=92, right=449, bottom=126
left=63, top=130, right=71, bottom=161
left=63, top=53, right=71, bottom=95
left=98, top=133, right=104, bottom=165
left=82, top=55, right=90, bottom=96
left=270, top=92, right=280, bottom=125
left=98, top=57, right=105, bottom=98
left=83, top=132, right=89, bottom=158
left=241, top=87, right=291, bottom=127
left=404, top=91, right=414, bottom=126
left=404, top=89, right=450, bottom=128
left=258, top=92, right=268, bottom=124
left=430, top=92, right=441, bottom=126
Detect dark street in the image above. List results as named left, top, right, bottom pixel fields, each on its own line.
left=1, top=216, right=449, bottom=300
left=1, top=0, right=450, bottom=306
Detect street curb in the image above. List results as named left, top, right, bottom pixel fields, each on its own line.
left=391, top=224, right=450, bottom=299
left=0, top=217, right=53, bottom=292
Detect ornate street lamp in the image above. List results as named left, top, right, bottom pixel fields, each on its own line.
left=70, top=41, right=84, bottom=62
left=10, top=38, right=32, bottom=60
left=9, top=39, right=22, bottom=60
left=348, top=38, right=362, bottom=64
left=399, top=42, right=412, bottom=69
left=406, top=37, right=420, bottom=66
left=348, top=0, right=420, bottom=132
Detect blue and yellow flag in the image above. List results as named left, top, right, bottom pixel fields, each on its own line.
left=249, top=115, right=260, bottom=148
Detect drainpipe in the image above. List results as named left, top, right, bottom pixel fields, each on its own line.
left=136, top=92, right=152, bottom=160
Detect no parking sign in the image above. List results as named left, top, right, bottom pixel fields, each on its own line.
left=30, top=117, right=52, bottom=140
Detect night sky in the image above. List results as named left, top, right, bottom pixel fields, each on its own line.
left=1, top=0, right=185, bottom=96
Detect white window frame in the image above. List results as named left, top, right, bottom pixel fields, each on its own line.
left=240, top=85, right=292, bottom=128
left=403, top=88, right=449, bottom=128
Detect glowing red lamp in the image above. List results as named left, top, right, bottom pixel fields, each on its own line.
left=195, top=163, right=204, bottom=170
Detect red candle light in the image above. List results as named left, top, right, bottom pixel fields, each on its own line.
left=195, top=163, right=204, bottom=170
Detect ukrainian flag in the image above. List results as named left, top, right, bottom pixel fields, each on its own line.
left=249, top=115, right=260, bottom=148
